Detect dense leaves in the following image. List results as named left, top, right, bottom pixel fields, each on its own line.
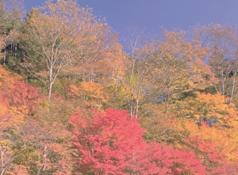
left=70, top=109, right=205, bottom=175
left=0, top=0, right=238, bottom=174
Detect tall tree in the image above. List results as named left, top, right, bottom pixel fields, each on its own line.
left=0, top=0, right=23, bottom=65
left=195, top=25, right=238, bottom=102
left=22, top=0, right=107, bottom=100
left=136, top=33, right=205, bottom=100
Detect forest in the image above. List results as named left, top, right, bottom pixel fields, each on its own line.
left=0, top=0, right=238, bottom=174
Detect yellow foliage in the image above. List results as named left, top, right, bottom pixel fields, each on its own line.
left=0, top=106, right=26, bottom=129
left=177, top=119, right=238, bottom=161
left=0, top=66, right=22, bottom=87
left=171, top=92, right=238, bottom=161
left=0, top=67, right=32, bottom=130
left=0, top=140, right=12, bottom=147
left=68, top=84, right=79, bottom=96
left=104, top=43, right=127, bottom=79
left=0, top=97, right=27, bottom=129
left=172, top=92, right=237, bottom=124
left=197, top=93, right=237, bottom=121
left=69, top=82, right=108, bottom=108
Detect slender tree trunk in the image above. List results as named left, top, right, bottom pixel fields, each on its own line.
left=221, top=68, right=225, bottom=95
left=135, top=98, right=139, bottom=119
left=131, top=59, right=136, bottom=76
left=48, top=82, right=53, bottom=101
left=89, top=68, right=95, bottom=82
left=37, top=146, right=48, bottom=175
left=165, top=93, right=170, bottom=118
left=230, top=72, right=237, bottom=103
left=1, top=150, right=3, bottom=170
left=0, top=150, right=3, bottom=175
left=48, top=66, right=54, bottom=101
left=0, top=169, right=5, bottom=175
left=0, top=150, right=5, bottom=175
left=130, top=103, right=133, bottom=117
left=37, top=166, right=41, bottom=175
left=42, top=146, right=47, bottom=172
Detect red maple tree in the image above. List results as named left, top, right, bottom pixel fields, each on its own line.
left=70, top=109, right=206, bottom=175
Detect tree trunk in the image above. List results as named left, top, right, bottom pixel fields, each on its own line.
left=221, top=68, right=225, bottom=95
left=48, top=82, right=53, bottom=101
left=230, top=72, right=237, bottom=103
left=42, top=146, right=47, bottom=172
left=130, top=103, right=133, bottom=117
left=0, top=150, right=5, bottom=175
left=0, top=169, right=5, bottom=175
left=48, top=66, right=54, bottom=101
left=131, top=59, right=136, bottom=76
left=135, top=99, right=139, bottom=118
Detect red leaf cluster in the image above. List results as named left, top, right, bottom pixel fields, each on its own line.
left=8, top=82, right=39, bottom=111
left=70, top=109, right=206, bottom=175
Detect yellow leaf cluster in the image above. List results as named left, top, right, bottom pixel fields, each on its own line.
left=172, top=92, right=237, bottom=123
left=171, top=92, right=238, bottom=161
left=177, top=119, right=238, bottom=161
left=69, top=82, right=108, bottom=103
left=197, top=93, right=237, bottom=121
left=0, top=66, right=22, bottom=87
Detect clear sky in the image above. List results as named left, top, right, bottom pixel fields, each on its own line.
left=24, top=0, right=238, bottom=43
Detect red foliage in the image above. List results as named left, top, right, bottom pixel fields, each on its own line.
left=187, top=137, right=238, bottom=175
left=189, top=137, right=222, bottom=162
left=135, top=144, right=206, bottom=175
left=70, top=109, right=206, bottom=175
left=8, top=82, right=39, bottom=111
left=0, top=80, right=39, bottom=130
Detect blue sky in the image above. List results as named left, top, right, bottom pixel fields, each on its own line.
left=24, top=0, right=238, bottom=43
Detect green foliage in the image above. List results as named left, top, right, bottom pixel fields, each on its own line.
left=13, top=144, right=38, bottom=165
left=203, top=86, right=217, bottom=94
left=47, top=150, right=61, bottom=164
left=106, top=83, right=131, bottom=109
left=140, top=104, right=189, bottom=144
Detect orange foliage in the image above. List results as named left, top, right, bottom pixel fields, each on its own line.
left=103, top=42, right=128, bottom=80
left=177, top=119, right=238, bottom=162
left=189, top=58, right=217, bottom=89
left=0, top=66, right=39, bottom=130
left=170, top=92, right=238, bottom=169
left=197, top=93, right=237, bottom=121
left=173, top=92, right=237, bottom=124
left=10, top=166, right=29, bottom=175
left=161, top=32, right=216, bottom=90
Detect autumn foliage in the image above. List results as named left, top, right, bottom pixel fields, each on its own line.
left=1, top=0, right=238, bottom=174
left=0, top=67, right=39, bottom=129
left=70, top=109, right=206, bottom=175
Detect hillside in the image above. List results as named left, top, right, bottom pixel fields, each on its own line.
left=0, top=59, right=238, bottom=174
left=1, top=0, right=238, bottom=175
